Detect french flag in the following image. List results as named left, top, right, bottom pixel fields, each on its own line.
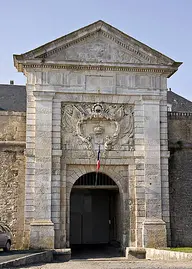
left=97, top=145, right=100, bottom=171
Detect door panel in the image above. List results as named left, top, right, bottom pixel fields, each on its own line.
left=70, top=213, right=82, bottom=244
left=70, top=192, right=84, bottom=244
left=92, top=191, right=109, bottom=243
left=70, top=189, right=110, bottom=245
left=82, top=194, right=92, bottom=244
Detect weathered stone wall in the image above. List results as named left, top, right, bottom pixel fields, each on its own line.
left=23, top=68, right=169, bottom=249
left=0, top=111, right=26, bottom=249
left=168, top=112, right=192, bottom=246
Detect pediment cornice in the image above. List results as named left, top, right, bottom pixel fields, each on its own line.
left=13, top=20, right=182, bottom=77
left=19, top=60, right=180, bottom=78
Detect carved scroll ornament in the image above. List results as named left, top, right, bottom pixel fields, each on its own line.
left=62, top=102, right=134, bottom=155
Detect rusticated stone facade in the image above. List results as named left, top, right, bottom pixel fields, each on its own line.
left=168, top=112, right=192, bottom=247
left=12, top=20, right=182, bottom=251
left=0, top=111, right=26, bottom=249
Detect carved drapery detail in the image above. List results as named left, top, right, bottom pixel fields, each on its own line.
left=61, top=102, right=134, bottom=156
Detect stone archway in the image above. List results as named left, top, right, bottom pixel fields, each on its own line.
left=69, top=172, right=122, bottom=247
left=60, top=164, right=131, bottom=249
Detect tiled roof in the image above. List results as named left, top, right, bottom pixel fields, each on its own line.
left=167, top=90, right=192, bottom=112
left=0, top=84, right=26, bottom=112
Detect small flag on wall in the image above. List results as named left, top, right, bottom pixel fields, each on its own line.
left=97, top=145, right=100, bottom=171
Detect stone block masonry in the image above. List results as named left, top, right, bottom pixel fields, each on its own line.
left=168, top=112, right=192, bottom=246
left=0, top=111, right=26, bottom=249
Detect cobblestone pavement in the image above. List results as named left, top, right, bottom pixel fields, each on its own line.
left=18, top=260, right=192, bottom=269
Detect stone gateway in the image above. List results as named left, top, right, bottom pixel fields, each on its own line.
left=12, top=20, right=182, bottom=251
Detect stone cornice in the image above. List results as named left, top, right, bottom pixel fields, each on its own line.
left=0, top=141, right=26, bottom=146
left=0, top=111, right=26, bottom=117
left=168, top=111, right=192, bottom=119
left=17, top=61, right=179, bottom=77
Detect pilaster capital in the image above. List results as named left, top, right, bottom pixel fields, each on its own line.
left=142, top=95, right=161, bottom=104
left=30, top=219, right=54, bottom=226
left=33, top=91, right=55, bottom=101
left=143, top=218, right=166, bottom=225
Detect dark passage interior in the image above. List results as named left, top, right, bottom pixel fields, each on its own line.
left=70, top=172, right=121, bottom=258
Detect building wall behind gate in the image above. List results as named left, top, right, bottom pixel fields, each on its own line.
left=168, top=112, right=192, bottom=246
left=0, top=111, right=26, bottom=249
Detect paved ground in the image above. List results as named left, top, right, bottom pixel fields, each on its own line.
left=18, top=260, right=192, bottom=269
left=0, top=250, right=42, bottom=263
left=71, top=244, right=122, bottom=259
left=1, top=246, right=192, bottom=269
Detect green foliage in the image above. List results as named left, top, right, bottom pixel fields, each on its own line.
left=169, top=248, right=192, bottom=253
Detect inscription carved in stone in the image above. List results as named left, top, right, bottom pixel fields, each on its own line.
left=61, top=102, right=134, bottom=156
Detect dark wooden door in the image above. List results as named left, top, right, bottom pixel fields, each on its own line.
left=70, top=189, right=109, bottom=245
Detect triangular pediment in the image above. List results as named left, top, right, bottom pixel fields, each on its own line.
left=45, top=32, right=149, bottom=64
left=14, top=20, right=182, bottom=75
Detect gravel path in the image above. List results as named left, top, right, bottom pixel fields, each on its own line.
left=18, top=260, right=192, bottom=269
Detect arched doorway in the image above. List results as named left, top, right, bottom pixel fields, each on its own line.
left=70, top=172, right=121, bottom=247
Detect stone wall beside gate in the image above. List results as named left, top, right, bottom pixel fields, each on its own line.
left=168, top=112, right=192, bottom=246
left=0, top=111, right=26, bottom=249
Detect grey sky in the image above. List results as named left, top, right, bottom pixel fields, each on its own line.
left=0, top=0, right=191, bottom=100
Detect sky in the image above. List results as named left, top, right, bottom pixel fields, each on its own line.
left=0, top=0, right=192, bottom=100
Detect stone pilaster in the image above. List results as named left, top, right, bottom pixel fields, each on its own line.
left=133, top=99, right=145, bottom=247
left=60, top=163, right=67, bottom=248
left=30, top=91, right=55, bottom=249
left=160, top=89, right=171, bottom=246
left=52, top=99, right=62, bottom=248
left=142, top=97, right=167, bottom=248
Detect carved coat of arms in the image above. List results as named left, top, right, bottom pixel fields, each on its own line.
left=61, top=102, right=134, bottom=156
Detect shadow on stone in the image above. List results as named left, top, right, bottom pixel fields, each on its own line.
left=71, top=244, right=123, bottom=260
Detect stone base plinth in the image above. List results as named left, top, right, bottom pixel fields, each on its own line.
left=143, top=218, right=167, bottom=248
left=126, top=247, right=146, bottom=260
left=30, top=220, right=54, bottom=249
left=53, top=248, right=71, bottom=262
